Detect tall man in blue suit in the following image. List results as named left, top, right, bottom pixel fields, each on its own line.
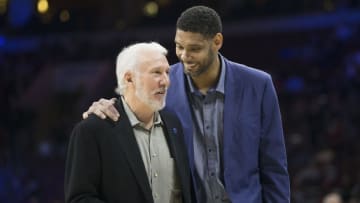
left=83, top=5, right=290, bottom=203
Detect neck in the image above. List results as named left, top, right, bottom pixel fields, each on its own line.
left=124, top=95, right=155, bottom=129
left=191, top=56, right=221, bottom=95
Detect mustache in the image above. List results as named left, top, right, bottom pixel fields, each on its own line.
left=153, top=87, right=168, bottom=94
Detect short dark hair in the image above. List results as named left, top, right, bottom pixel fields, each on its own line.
left=176, top=5, right=222, bottom=38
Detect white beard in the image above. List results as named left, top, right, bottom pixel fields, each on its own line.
left=135, top=83, right=166, bottom=112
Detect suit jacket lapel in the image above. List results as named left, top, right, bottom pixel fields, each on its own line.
left=223, top=59, right=243, bottom=178
left=168, top=64, right=195, bottom=172
left=161, top=114, right=180, bottom=165
left=112, top=100, right=153, bottom=203
left=161, top=112, right=189, bottom=201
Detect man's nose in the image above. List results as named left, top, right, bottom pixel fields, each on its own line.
left=160, top=73, right=170, bottom=87
left=180, top=50, right=190, bottom=61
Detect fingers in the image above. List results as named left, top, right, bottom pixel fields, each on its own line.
left=82, top=98, right=119, bottom=121
left=99, top=98, right=119, bottom=121
left=82, top=112, right=89, bottom=119
left=105, top=108, right=119, bottom=121
left=94, top=108, right=107, bottom=119
left=87, top=101, right=107, bottom=119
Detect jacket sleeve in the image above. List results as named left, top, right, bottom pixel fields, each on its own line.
left=64, top=121, right=105, bottom=203
left=259, top=76, right=291, bottom=203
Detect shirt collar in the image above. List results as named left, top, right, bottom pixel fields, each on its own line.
left=121, top=96, right=162, bottom=128
left=185, top=54, right=226, bottom=95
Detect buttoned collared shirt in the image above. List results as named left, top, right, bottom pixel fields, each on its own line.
left=185, top=55, right=230, bottom=203
left=122, top=97, right=182, bottom=203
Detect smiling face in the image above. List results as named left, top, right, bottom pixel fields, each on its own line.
left=132, top=50, right=170, bottom=112
left=175, top=29, right=221, bottom=78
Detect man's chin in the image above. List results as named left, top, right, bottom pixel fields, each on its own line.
left=150, top=101, right=165, bottom=112
left=157, top=102, right=166, bottom=111
left=184, top=71, right=199, bottom=78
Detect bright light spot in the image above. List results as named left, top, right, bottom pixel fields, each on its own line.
left=0, top=0, right=7, bottom=14
left=59, top=9, right=70, bottom=22
left=143, top=1, right=158, bottom=17
left=37, top=0, right=49, bottom=14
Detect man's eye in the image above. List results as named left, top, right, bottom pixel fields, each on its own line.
left=191, top=48, right=201, bottom=52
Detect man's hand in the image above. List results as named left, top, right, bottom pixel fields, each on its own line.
left=82, top=98, right=120, bottom=121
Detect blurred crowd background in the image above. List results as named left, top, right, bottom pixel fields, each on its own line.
left=1, top=0, right=360, bottom=202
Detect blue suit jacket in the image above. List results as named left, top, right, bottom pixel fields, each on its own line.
left=165, top=56, right=290, bottom=203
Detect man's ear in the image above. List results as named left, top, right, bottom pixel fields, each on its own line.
left=124, top=72, right=133, bottom=84
left=213, top=33, right=223, bottom=50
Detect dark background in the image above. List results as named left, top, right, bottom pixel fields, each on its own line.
left=1, top=0, right=360, bottom=202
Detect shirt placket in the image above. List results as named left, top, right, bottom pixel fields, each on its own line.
left=149, top=127, right=161, bottom=202
left=203, top=93, right=222, bottom=202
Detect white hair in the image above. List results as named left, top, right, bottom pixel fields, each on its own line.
left=114, top=42, right=168, bottom=95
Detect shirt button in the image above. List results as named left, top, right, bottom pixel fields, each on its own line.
left=154, top=193, right=158, bottom=198
left=210, top=172, right=215, bottom=176
left=154, top=173, right=158, bottom=177
left=152, top=153, right=157, bottom=157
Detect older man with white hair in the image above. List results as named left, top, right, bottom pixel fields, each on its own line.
left=65, top=42, right=193, bottom=203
